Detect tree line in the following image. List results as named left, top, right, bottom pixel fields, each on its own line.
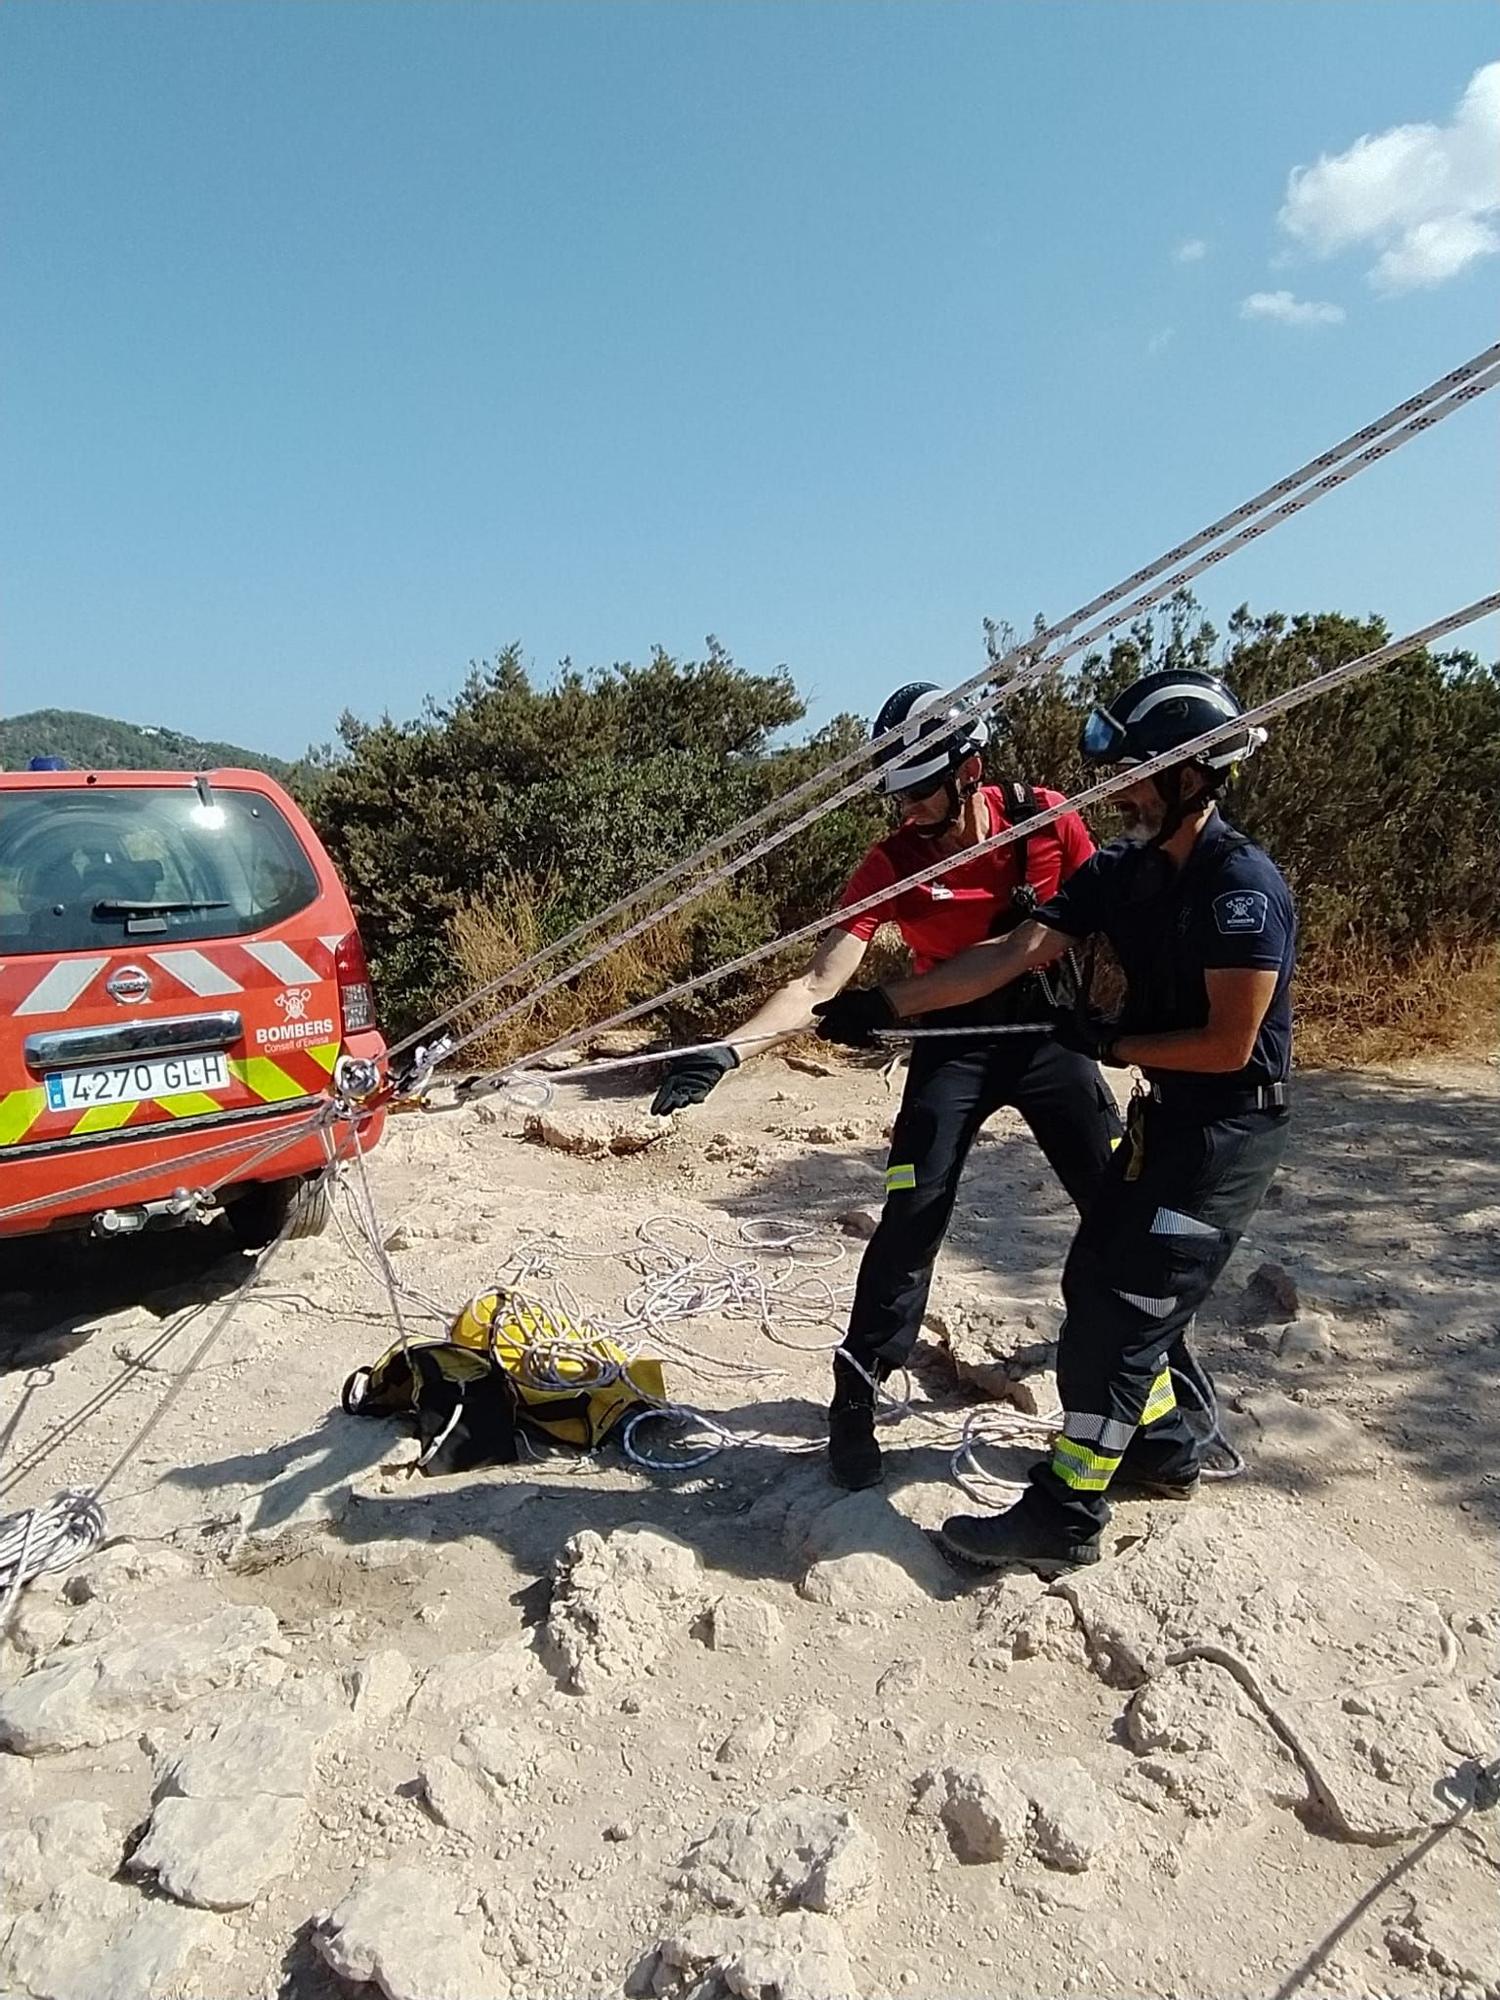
left=302, top=596, right=1500, bottom=1067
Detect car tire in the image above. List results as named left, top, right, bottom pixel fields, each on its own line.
left=226, top=1175, right=332, bottom=1250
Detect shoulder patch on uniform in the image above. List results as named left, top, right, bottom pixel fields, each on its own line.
left=1213, top=889, right=1269, bottom=936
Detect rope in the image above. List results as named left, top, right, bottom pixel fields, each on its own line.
left=389, top=341, right=1500, bottom=1069
left=0, top=1490, right=106, bottom=1638
left=0, top=1102, right=334, bottom=1230
left=467, top=594, right=1500, bottom=1090
left=469, top=1020, right=1054, bottom=1105
left=0, top=1101, right=373, bottom=1630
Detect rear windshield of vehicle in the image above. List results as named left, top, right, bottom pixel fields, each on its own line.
left=0, top=787, right=322, bottom=955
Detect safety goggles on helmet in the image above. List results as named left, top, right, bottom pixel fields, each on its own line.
left=1080, top=705, right=1131, bottom=766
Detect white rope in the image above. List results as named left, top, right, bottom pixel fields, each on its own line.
left=0, top=1099, right=377, bottom=1631
left=0, top=1491, right=107, bottom=1638
left=0, top=1103, right=335, bottom=1230
left=470, top=594, right=1500, bottom=1089
left=391, top=342, right=1500, bottom=1068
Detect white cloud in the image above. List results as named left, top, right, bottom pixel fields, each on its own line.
left=1174, top=237, right=1208, bottom=264
left=1147, top=327, right=1176, bottom=355
left=1277, top=61, right=1500, bottom=292
left=1240, top=290, right=1346, bottom=328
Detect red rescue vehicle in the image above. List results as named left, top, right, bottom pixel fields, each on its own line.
left=0, top=766, right=386, bottom=1246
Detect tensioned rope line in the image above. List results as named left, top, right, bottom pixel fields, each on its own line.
left=426, top=361, right=1500, bottom=1076
left=469, top=594, right=1500, bottom=1090
left=389, top=340, right=1500, bottom=1067
left=0, top=1104, right=335, bottom=1231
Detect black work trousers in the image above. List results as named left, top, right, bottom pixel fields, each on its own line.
left=837, top=1032, right=1122, bottom=1388
left=1025, top=1092, right=1291, bottom=1540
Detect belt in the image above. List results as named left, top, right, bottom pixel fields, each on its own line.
left=1147, top=1079, right=1289, bottom=1115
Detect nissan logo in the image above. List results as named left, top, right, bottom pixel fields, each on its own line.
left=107, top=965, right=153, bottom=1004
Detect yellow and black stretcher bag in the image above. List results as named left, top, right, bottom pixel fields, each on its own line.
left=341, top=1288, right=666, bottom=1475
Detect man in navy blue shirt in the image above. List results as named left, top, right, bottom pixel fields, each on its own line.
left=814, top=669, right=1294, bottom=1573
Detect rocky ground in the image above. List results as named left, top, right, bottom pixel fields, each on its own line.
left=0, top=1047, right=1496, bottom=2000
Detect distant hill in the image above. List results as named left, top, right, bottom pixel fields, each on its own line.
left=0, top=709, right=292, bottom=779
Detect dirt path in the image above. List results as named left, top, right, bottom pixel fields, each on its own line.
left=0, top=1052, right=1496, bottom=2000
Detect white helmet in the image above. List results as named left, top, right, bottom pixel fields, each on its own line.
left=872, top=682, right=990, bottom=796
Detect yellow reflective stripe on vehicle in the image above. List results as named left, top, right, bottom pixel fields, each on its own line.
left=307, top=1041, right=340, bottom=1074
left=1141, top=1368, right=1177, bottom=1426
left=71, top=1101, right=139, bottom=1137
left=0, top=1089, right=47, bottom=1146
left=228, top=1055, right=308, bottom=1104
left=1052, top=1435, right=1123, bottom=1492
left=153, top=1093, right=223, bottom=1119
left=885, top=1163, right=916, bottom=1192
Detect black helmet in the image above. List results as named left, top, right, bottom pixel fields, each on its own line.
left=1080, top=670, right=1265, bottom=775
left=872, top=682, right=989, bottom=797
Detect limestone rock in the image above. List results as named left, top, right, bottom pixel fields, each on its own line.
left=792, top=1491, right=951, bottom=1611
left=924, top=1291, right=1063, bottom=1411
left=547, top=1524, right=706, bottom=1694
left=129, top=1688, right=343, bottom=1911
left=783, top=1053, right=837, bottom=1079
left=314, top=1864, right=505, bottom=2000
left=920, top=1761, right=1030, bottom=1864
left=717, top=1713, right=778, bottom=1769
left=457, top=1719, right=538, bottom=1789
left=1058, top=1504, right=1490, bottom=1840
left=0, top=1872, right=219, bottom=2000
left=678, top=1796, right=880, bottom=1917
left=1125, top=1656, right=1302, bottom=1809
left=346, top=1648, right=417, bottom=1722
left=1277, top=1314, right=1335, bottom=1362
left=1233, top=1390, right=1377, bottom=1475
left=1385, top=1896, right=1500, bottom=1990
left=0, top=1801, right=118, bottom=1909
left=524, top=1107, right=664, bottom=1157
left=420, top=1753, right=497, bottom=1838
left=775, top=1708, right=838, bottom=1776
left=1011, top=1757, right=1120, bottom=1872
left=646, top=1911, right=860, bottom=2000
left=131, top=1793, right=304, bottom=1914
left=707, top=1594, right=786, bottom=1658
left=0, top=1603, right=283, bottom=1755
left=407, top=1643, right=539, bottom=1727
left=836, top=1206, right=881, bottom=1241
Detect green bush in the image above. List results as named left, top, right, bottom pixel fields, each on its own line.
left=305, top=599, right=1499, bottom=1059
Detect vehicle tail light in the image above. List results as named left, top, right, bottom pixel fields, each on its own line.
left=335, top=930, right=378, bottom=1032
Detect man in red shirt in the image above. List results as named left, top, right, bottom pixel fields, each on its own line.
left=650, top=684, right=1121, bottom=1488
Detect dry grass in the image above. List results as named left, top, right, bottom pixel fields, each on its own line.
left=1294, top=937, right=1500, bottom=1070
left=447, top=872, right=700, bottom=1069
left=449, top=874, right=1496, bottom=1079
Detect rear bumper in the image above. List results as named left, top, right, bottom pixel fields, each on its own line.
left=0, top=1041, right=387, bottom=1238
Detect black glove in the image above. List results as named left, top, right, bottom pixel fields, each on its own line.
left=1051, top=1015, right=1125, bottom=1066
left=650, top=1045, right=739, bottom=1116
left=811, top=986, right=898, bottom=1049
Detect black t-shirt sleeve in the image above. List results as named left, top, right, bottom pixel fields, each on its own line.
left=1200, top=855, right=1295, bottom=972
left=1033, top=849, right=1114, bottom=940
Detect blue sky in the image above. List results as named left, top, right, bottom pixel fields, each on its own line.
left=3, top=2, right=1496, bottom=758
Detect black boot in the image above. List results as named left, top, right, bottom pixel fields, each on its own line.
left=1110, top=1469, right=1199, bottom=1502
left=938, top=1500, right=1100, bottom=1575
left=827, top=1353, right=884, bottom=1490
left=828, top=1403, right=883, bottom=1490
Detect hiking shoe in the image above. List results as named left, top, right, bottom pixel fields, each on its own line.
left=938, top=1505, right=1100, bottom=1575
left=828, top=1404, right=884, bottom=1490
left=1111, top=1470, right=1200, bottom=1502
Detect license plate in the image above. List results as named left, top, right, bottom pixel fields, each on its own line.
left=44, top=1052, right=231, bottom=1112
